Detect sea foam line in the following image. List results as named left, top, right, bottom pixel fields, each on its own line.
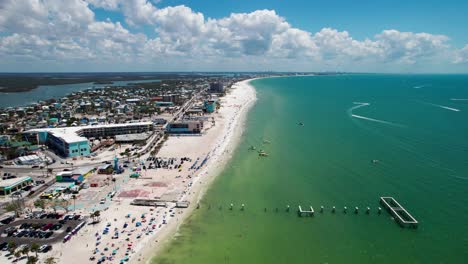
left=347, top=102, right=405, bottom=127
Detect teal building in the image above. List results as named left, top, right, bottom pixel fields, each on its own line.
left=204, top=100, right=217, bottom=113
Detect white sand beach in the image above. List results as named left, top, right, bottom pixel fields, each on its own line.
left=32, top=79, right=257, bottom=264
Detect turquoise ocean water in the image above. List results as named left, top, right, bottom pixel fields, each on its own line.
left=153, top=75, right=468, bottom=264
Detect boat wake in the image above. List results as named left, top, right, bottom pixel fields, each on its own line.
left=413, top=84, right=431, bottom=89
left=347, top=102, right=405, bottom=127
left=425, top=102, right=460, bottom=112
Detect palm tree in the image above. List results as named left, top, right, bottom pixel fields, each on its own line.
left=7, top=241, right=16, bottom=252
left=13, top=250, right=21, bottom=260
left=34, top=199, right=47, bottom=210
left=21, top=246, right=30, bottom=258
left=27, top=256, right=38, bottom=264
left=30, top=243, right=40, bottom=258
left=44, top=257, right=57, bottom=264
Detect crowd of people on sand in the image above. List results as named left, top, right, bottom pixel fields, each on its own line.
left=88, top=207, right=183, bottom=264
left=61, top=82, right=256, bottom=264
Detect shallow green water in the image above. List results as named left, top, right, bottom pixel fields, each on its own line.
left=153, top=75, right=468, bottom=264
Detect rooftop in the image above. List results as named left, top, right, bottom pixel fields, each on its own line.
left=26, top=121, right=153, bottom=144
left=0, top=176, right=32, bottom=189
left=115, top=132, right=152, bottom=142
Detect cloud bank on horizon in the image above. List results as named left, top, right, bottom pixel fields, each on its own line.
left=0, top=0, right=467, bottom=72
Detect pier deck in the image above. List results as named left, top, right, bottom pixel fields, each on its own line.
left=298, top=205, right=314, bottom=217
left=380, top=197, right=418, bottom=228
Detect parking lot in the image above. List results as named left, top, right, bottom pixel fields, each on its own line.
left=0, top=213, right=84, bottom=247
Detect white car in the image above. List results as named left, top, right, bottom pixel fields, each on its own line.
left=100, top=198, right=106, bottom=204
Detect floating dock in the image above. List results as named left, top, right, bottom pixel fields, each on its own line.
left=380, top=197, right=418, bottom=228
left=298, top=205, right=314, bottom=217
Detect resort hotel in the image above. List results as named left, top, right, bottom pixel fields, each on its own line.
left=23, top=122, right=154, bottom=157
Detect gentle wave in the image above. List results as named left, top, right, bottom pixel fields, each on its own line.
left=347, top=102, right=405, bottom=127
left=450, top=98, right=468, bottom=101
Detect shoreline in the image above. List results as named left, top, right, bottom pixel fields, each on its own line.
left=138, top=78, right=258, bottom=263
left=25, top=78, right=259, bottom=264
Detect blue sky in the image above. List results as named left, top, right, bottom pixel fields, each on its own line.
left=0, top=0, right=467, bottom=72
left=157, top=0, right=468, bottom=46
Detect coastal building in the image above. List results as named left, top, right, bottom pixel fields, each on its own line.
left=15, top=154, right=43, bottom=165
left=204, top=100, right=217, bottom=113
left=155, top=102, right=174, bottom=107
left=0, top=176, right=33, bottom=196
left=55, top=171, right=84, bottom=184
left=153, top=118, right=167, bottom=125
left=42, top=182, right=75, bottom=197
left=209, top=82, right=224, bottom=93
left=98, top=164, right=114, bottom=174
left=72, top=166, right=95, bottom=178
left=166, top=120, right=203, bottom=134
left=126, top=99, right=140, bottom=104
left=24, top=122, right=153, bottom=157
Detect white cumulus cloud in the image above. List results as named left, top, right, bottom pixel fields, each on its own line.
left=454, top=45, right=468, bottom=64
left=0, top=0, right=465, bottom=72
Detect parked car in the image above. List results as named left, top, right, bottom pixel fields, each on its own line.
left=39, top=245, right=52, bottom=253
left=0, top=242, right=8, bottom=250
left=51, top=224, right=62, bottom=230
left=42, top=223, right=54, bottom=231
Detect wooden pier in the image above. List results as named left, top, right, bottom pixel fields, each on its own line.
left=380, top=197, right=418, bottom=228
left=298, top=205, right=314, bottom=217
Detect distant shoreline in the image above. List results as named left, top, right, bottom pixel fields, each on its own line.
left=0, top=72, right=337, bottom=93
